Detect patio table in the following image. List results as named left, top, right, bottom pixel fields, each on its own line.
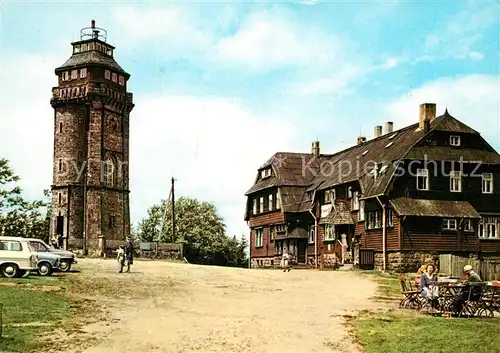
left=428, top=282, right=465, bottom=314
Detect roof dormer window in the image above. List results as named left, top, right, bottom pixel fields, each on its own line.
left=112, top=73, right=117, bottom=82
left=388, top=133, right=397, bottom=140
left=385, top=142, right=394, bottom=148
left=362, top=150, right=368, bottom=156
left=81, top=43, right=88, bottom=51
left=450, top=135, right=461, bottom=146
left=119, top=76, right=125, bottom=86
left=260, top=168, right=272, bottom=179
left=74, top=45, right=81, bottom=54
left=107, top=48, right=113, bottom=56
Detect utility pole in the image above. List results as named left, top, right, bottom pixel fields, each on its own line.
left=171, top=177, right=175, bottom=243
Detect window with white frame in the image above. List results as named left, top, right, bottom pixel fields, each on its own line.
left=119, top=76, right=125, bottom=85
left=81, top=43, right=88, bottom=51
left=482, top=173, right=493, bottom=194
left=359, top=200, right=365, bottom=221
left=105, top=70, right=111, bottom=80
left=80, top=68, right=87, bottom=78
left=112, top=73, right=118, bottom=82
left=416, top=169, right=429, bottom=190
left=324, top=189, right=334, bottom=203
left=386, top=208, right=393, bottom=227
left=324, top=224, right=334, bottom=241
left=276, top=193, right=280, bottom=209
left=259, top=197, right=264, bottom=213
left=255, top=228, right=263, bottom=247
left=352, top=191, right=359, bottom=210
left=71, top=70, right=78, bottom=79
left=268, top=194, right=273, bottom=211
left=450, top=171, right=462, bottom=192
left=464, top=219, right=473, bottom=232
left=366, top=210, right=382, bottom=229
left=62, top=71, right=69, bottom=81
left=442, top=218, right=457, bottom=230
left=348, top=187, right=353, bottom=198
left=450, top=135, right=461, bottom=146
left=252, top=199, right=257, bottom=214
left=308, top=225, right=315, bottom=243
left=478, top=217, right=499, bottom=239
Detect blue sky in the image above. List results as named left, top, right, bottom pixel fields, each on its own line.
left=1, top=0, right=499, bottom=237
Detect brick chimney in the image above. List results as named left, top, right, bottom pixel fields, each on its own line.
left=419, top=103, right=436, bottom=132
left=374, top=125, right=382, bottom=138
left=357, top=136, right=367, bottom=145
left=385, top=121, right=393, bottom=134
left=312, top=141, right=320, bottom=157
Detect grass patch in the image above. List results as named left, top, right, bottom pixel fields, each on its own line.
left=355, top=311, right=500, bottom=353
left=0, top=276, right=70, bottom=352
left=358, top=270, right=402, bottom=300
left=354, top=270, right=500, bottom=353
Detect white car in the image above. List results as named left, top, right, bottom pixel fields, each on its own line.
left=0, top=236, right=39, bottom=278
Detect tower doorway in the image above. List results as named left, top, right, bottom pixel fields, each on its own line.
left=56, top=215, right=64, bottom=235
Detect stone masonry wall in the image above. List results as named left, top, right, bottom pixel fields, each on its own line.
left=375, top=251, right=439, bottom=273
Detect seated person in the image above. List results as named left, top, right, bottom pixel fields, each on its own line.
left=420, top=264, right=439, bottom=307
left=451, top=265, right=482, bottom=315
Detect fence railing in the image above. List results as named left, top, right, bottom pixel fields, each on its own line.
left=439, top=254, right=500, bottom=281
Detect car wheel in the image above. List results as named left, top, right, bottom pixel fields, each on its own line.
left=1, top=263, right=19, bottom=278
left=37, top=262, right=53, bottom=276
left=59, top=261, right=72, bottom=272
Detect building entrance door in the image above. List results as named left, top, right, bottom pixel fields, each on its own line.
left=297, top=239, right=306, bottom=264
left=56, top=216, right=64, bottom=235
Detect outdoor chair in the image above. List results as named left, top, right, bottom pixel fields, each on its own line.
left=399, top=274, right=422, bottom=309
left=457, top=283, right=487, bottom=318
left=477, top=284, right=500, bottom=318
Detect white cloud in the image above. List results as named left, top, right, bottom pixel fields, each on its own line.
left=387, top=75, right=500, bottom=150
left=420, top=6, right=497, bottom=62
left=0, top=51, right=61, bottom=199
left=130, top=95, right=299, bottom=236
left=214, top=9, right=343, bottom=71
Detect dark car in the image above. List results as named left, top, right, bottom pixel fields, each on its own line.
left=29, top=239, right=78, bottom=272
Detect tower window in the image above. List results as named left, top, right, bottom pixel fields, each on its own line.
left=105, top=70, right=111, bottom=80
left=103, top=158, right=114, bottom=187
left=71, top=70, right=78, bottom=80
left=112, top=73, right=117, bottom=82
left=74, top=45, right=81, bottom=54
left=59, top=122, right=63, bottom=133
left=81, top=43, right=88, bottom=51
left=107, top=48, right=113, bottom=56
left=119, top=76, right=125, bottom=86
left=58, top=193, right=62, bottom=205
left=109, top=215, right=116, bottom=229
left=80, top=68, right=87, bottom=78
left=58, top=159, right=63, bottom=172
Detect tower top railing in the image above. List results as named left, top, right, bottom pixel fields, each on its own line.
left=80, top=20, right=107, bottom=42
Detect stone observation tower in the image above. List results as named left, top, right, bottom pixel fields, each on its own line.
left=49, top=20, right=134, bottom=255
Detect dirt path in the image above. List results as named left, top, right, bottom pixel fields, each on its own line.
left=51, top=259, right=389, bottom=353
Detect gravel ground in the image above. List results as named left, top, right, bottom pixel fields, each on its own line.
left=46, top=258, right=388, bottom=353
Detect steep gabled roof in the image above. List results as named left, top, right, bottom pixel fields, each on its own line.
left=245, top=108, right=500, bottom=211
left=245, top=152, right=331, bottom=195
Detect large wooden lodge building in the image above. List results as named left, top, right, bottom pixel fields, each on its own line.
left=244, top=103, right=500, bottom=271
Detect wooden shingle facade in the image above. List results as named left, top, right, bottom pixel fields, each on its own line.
left=244, top=103, right=500, bottom=271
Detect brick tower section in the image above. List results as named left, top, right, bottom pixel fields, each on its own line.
left=49, top=21, right=134, bottom=256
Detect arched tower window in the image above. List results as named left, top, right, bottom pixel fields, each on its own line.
left=103, top=157, right=115, bottom=187
left=59, top=122, right=63, bottom=133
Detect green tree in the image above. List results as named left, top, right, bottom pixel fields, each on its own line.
left=0, top=158, right=49, bottom=238
left=137, top=196, right=248, bottom=267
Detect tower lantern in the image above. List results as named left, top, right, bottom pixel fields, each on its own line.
left=49, top=21, right=134, bottom=256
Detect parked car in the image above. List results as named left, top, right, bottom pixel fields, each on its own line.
left=0, top=236, right=40, bottom=278
left=28, top=239, right=77, bottom=272
left=26, top=239, right=63, bottom=276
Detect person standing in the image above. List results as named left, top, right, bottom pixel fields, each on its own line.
left=281, top=249, right=290, bottom=272
left=123, top=237, right=134, bottom=273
